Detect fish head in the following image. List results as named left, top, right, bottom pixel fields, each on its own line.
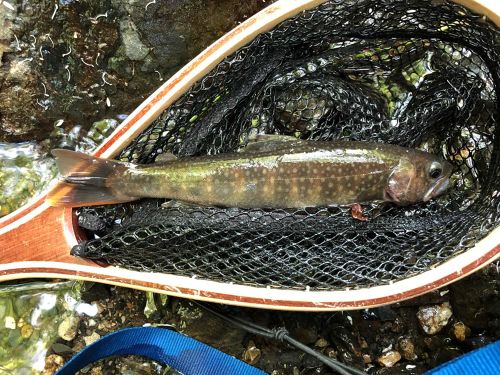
left=384, top=151, right=453, bottom=205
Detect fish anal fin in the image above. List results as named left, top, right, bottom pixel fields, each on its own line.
left=161, top=199, right=201, bottom=209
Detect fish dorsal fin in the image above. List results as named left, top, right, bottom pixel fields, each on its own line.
left=240, top=134, right=303, bottom=153
left=155, top=152, right=177, bottom=163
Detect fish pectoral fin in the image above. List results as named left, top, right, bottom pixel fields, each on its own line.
left=240, top=134, right=303, bottom=153
left=161, top=199, right=202, bottom=209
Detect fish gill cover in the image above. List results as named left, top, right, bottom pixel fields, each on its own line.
left=73, top=0, right=499, bottom=290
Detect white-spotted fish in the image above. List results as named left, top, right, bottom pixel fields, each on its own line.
left=46, top=136, right=452, bottom=208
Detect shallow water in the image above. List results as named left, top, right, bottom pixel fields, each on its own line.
left=0, top=142, right=56, bottom=216
left=0, top=281, right=90, bottom=374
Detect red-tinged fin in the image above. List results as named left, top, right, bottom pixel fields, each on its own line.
left=46, top=149, right=137, bottom=207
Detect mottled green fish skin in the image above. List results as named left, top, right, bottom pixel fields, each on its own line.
left=106, top=140, right=451, bottom=208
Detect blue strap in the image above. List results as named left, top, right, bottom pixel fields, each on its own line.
left=425, top=340, right=499, bottom=375
left=55, top=326, right=267, bottom=375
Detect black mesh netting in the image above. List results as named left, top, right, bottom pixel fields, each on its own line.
left=72, top=0, right=500, bottom=290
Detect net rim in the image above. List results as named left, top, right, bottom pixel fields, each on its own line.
left=0, top=226, right=498, bottom=311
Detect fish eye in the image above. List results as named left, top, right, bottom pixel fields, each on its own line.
left=429, top=162, right=442, bottom=179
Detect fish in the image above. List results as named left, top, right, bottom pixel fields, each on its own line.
left=46, top=136, right=453, bottom=208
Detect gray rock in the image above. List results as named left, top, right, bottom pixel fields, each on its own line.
left=0, top=0, right=17, bottom=65
left=120, top=19, right=150, bottom=61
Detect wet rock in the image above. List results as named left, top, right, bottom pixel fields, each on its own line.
left=417, top=302, right=452, bottom=335
left=243, top=340, right=261, bottom=365
left=375, top=363, right=427, bottom=374
left=377, top=350, right=401, bottom=367
left=291, top=326, right=318, bottom=345
left=52, top=342, right=74, bottom=355
left=0, top=0, right=270, bottom=142
left=81, top=283, right=112, bottom=305
left=173, top=301, right=245, bottom=358
left=451, top=321, right=470, bottom=342
left=314, top=337, right=329, bottom=348
left=0, top=0, right=15, bottom=65
left=398, top=337, right=417, bottom=360
left=41, top=354, right=65, bottom=375
left=83, top=332, right=101, bottom=346
left=4, top=316, right=16, bottom=330
left=0, top=1, right=119, bottom=141
left=259, top=348, right=323, bottom=373
left=325, top=347, right=337, bottom=358
left=58, top=315, right=81, bottom=341
left=115, top=356, right=159, bottom=374
left=431, top=346, right=463, bottom=368
left=365, top=306, right=399, bottom=321
left=359, top=336, right=369, bottom=349
left=20, top=324, right=33, bottom=339
left=328, top=321, right=363, bottom=360
left=120, top=19, right=150, bottom=61
left=89, top=366, right=104, bottom=374
left=450, top=270, right=500, bottom=330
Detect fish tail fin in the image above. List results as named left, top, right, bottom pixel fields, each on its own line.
left=46, top=149, right=136, bottom=207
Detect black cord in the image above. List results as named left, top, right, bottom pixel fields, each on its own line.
left=194, top=302, right=366, bottom=375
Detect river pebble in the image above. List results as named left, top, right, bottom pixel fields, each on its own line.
left=243, top=341, right=262, bottom=365
left=417, top=302, right=453, bottom=335
left=398, top=337, right=417, bottom=360
left=377, top=350, right=402, bottom=367
left=58, top=316, right=80, bottom=341
left=451, top=321, right=470, bottom=342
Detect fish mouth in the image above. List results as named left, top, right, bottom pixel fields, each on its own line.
left=423, top=177, right=450, bottom=202
left=384, top=187, right=399, bottom=203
